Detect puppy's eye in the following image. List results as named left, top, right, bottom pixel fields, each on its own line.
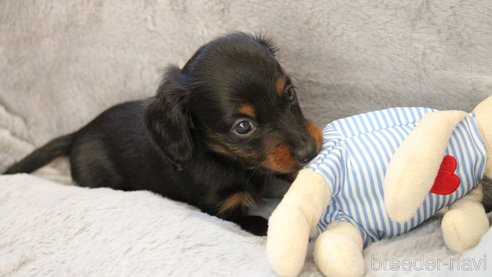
left=285, top=86, right=296, bottom=102
left=232, top=119, right=256, bottom=136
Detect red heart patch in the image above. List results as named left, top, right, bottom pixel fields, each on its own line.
left=430, top=155, right=460, bottom=195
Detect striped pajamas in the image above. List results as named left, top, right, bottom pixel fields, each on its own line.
left=307, top=107, right=487, bottom=247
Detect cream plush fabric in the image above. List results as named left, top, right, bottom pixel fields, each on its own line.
left=1, top=1, right=491, bottom=276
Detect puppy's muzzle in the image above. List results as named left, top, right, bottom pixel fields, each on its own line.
left=282, top=120, right=322, bottom=169
left=293, top=138, right=319, bottom=165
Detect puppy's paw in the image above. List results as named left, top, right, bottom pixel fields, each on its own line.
left=238, top=215, right=268, bottom=236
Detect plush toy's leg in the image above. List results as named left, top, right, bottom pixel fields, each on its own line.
left=441, top=184, right=489, bottom=253
left=267, top=169, right=331, bottom=277
left=313, top=222, right=364, bottom=277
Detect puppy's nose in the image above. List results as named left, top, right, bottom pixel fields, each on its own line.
left=294, top=141, right=318, bottom=164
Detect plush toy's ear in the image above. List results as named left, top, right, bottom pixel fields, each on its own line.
left=145, top=66, right=193, bottom=170
left=473, top=95, right=492, bottom=177
left=384, top=110, right=467, bottom=223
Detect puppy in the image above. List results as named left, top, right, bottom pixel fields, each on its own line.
left=4, top=32, right=322, bottom=235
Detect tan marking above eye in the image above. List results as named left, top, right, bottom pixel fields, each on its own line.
left=275, top=77, right=286, bottom=96
left=236, top=103, right=256, bottom=118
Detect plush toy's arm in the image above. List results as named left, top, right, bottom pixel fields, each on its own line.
left=384, top=110, right=467, bottom=223
left=267, top=169, right=331, bottom=277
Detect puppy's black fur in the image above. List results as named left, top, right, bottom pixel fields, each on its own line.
left=4, top=33, right=322, bottom=235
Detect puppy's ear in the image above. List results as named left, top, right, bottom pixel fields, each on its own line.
left=254, top=33, right=279, bottom=56
left=145, top=66, right=193, bottom=170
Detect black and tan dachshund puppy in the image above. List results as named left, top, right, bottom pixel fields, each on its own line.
left=5, top=33, right=322, bottom=235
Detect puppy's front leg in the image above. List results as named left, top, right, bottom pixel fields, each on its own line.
left=215, top=192, right=268, bottom=236
left=216, top=208, right=267, bottom=236
left=234, top=214, right=268, bottom=236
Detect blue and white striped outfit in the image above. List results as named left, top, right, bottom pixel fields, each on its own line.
left=307, top=107, right=487, bottom=247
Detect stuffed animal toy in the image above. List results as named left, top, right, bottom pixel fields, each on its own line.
left=267, top=96, right=492, bottom=277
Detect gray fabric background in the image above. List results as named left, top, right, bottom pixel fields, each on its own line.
left=1, top=0, right=491, bottom=149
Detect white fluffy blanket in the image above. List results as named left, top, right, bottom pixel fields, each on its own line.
left=1, top=0, right=492, bottom=276
left=1, top=174, right=491, bottom=276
